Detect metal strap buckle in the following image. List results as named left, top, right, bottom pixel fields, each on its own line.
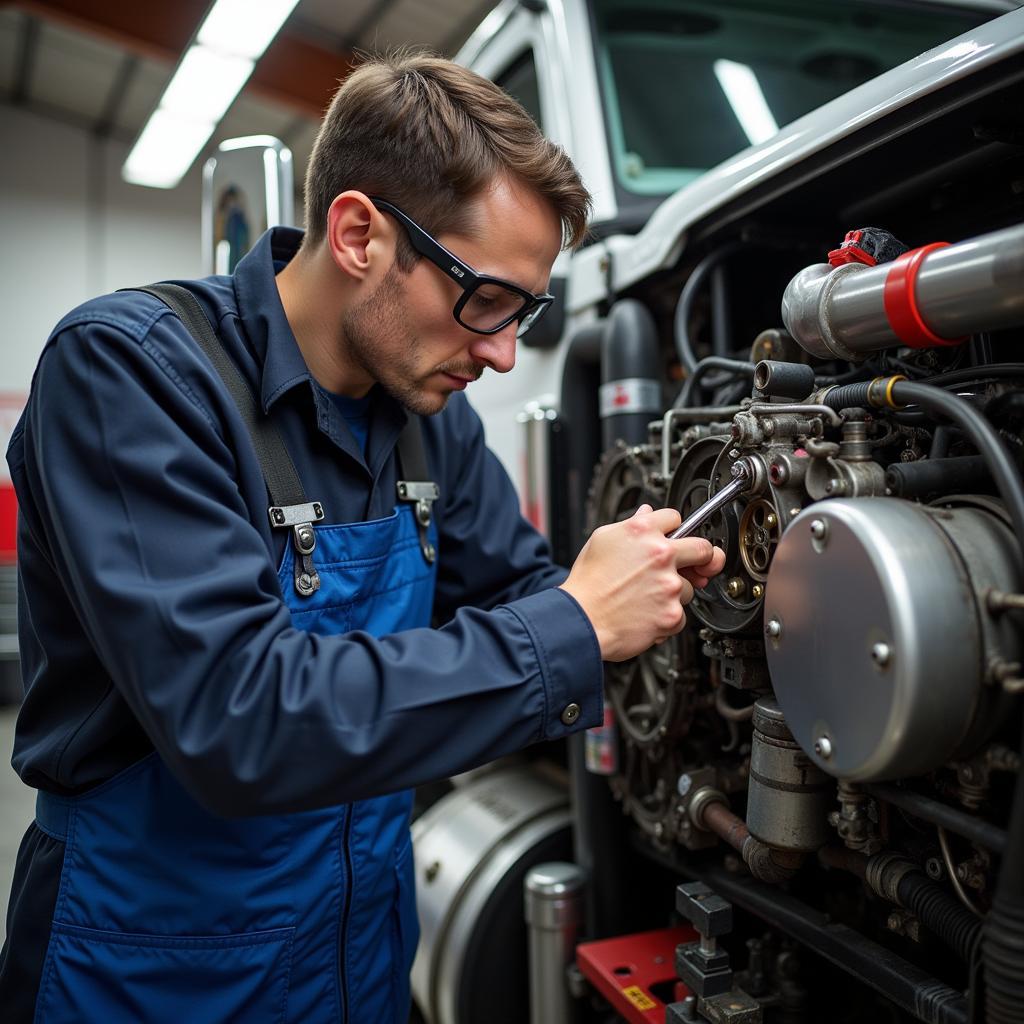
left=268, top=501, right=326, bottom=529
left=267, top=501, right=326, bottom=597
left=397, top=480, right=439, bottom=563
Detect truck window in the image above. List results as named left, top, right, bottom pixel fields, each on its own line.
left=591, top=0, right=991, bottom=196
left=496, top=50, right=545, bottom=131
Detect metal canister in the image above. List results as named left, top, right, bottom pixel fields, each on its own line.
left=746, top=698, right=833, bottom=852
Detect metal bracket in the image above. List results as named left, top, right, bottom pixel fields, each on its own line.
left=397, top=480, right=439, bottom=563
left=268, top=501, right=326, bottom=529
left=267, top=501, right=326, bottom=598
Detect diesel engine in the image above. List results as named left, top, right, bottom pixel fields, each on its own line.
left=579, top=222, right=1024, bottom=1024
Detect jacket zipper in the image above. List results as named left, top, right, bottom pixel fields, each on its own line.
left=339, top=805, right=354, bottom=1024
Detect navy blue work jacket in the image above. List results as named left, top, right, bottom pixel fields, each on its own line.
left=6, top=227, right=603, bottom=816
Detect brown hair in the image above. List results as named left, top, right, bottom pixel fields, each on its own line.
left=302, top=51, right=591, bottom=266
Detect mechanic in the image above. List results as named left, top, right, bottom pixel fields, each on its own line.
left=1, top=53, right=724, bottom=1023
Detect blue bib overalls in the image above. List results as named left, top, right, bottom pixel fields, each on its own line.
left=31, top=285, right=438, bottom=1024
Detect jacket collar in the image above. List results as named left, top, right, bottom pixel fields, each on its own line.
left=232, top=226, right=311, bottom=414
left=231, top=227, right=410, bottom=473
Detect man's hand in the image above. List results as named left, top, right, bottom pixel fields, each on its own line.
left=559, top=504, right=726, bottom=662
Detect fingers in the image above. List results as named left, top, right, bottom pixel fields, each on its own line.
left=680, top=567, right=711, bottom=590
left=672, top=537, right=715, bottom=570
left=633, top=506, right=682, bottom=534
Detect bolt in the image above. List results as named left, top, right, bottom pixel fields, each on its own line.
left=677, top=773, right=693, bottom=797
left=312, top=503, right=323, bottom=517
left=925, top=857, right=945, bottom=881
left=765, top=512, right=778, bottom=529
left=810, top=518, right=827, bottom=541
left=872, top=642, right=892, bottom=668
left=398, top=483, right=407, bottom=497
left=765, top=618, right=782, bottom=639
left=814, top=735, right=833, bottom=758
left=752, top=583, right=764, bottom=599
left=726, top=577, right=746, bottom=599
left=272, top=508, right=285, bottom=525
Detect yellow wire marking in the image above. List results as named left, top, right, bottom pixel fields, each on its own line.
left=867, top=375, right=907, bottom=409
left=885, top=374, right=908, bottom=409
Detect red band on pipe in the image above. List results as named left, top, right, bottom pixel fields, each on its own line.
left=882, top=242, right=965, bottom=348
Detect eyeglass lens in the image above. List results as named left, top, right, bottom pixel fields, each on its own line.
left=459, top=282, right=531, bottom=333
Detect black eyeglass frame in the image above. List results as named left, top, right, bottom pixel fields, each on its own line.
left=370, top=197, right=555, bottom=337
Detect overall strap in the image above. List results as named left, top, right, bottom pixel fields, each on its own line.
left=128, top=283, right=325, bottom=598
left=395, top=417, right=439, bottom=564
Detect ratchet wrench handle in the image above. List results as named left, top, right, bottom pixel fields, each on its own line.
left=668, top=458, right=753, bottom=540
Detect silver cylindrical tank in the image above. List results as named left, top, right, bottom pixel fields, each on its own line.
left=411, top=765, right=571, bottom=1024
left=781, top=222, right=1024, bottom=359
left=746, top=698, right=833, bottom=852
left=524, top=862, right=584, bottom=1024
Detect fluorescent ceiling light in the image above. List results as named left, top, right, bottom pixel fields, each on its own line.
left=161, top=47, right=253, bottom=125
left=199, top=0, right=302, bottom=60
left=123, top=0, right=300, bottom=189
left=123, top=109, right=216, bottom=189
left=713, top=59, right=779, bottom=147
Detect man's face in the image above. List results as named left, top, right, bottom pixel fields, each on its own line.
left=341, top=180, right=563, bottom=416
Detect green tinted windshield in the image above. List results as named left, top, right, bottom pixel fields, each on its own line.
left=593, top=0, right=990, bottom=195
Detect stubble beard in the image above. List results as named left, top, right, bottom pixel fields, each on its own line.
left=341, top=266, right=477, bottom=417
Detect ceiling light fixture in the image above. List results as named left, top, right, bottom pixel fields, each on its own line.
left=123, top=0, right=300, bottom=189
left=713, top=59, right=779, bottom=147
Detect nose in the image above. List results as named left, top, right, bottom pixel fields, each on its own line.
left=468, top=322, right=517, bottom=374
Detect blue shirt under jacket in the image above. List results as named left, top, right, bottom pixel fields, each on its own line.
left=6, top=227, right=603, bottom=817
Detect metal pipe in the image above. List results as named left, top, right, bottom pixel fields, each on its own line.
left=863, top=783, right=1007, bottom=854
left=660, top=407, right=743, bottom=480
left=525, top=863, right=584, bottom=1024
left=781, top=223, right=1024, bottom=359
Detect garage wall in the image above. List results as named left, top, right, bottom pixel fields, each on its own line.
left=0, top=102, right=204, bottom=395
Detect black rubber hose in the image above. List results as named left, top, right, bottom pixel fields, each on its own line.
left=921, top=363, right=1024, bottom=388
left=601, top=299, right=661, bottom=449
left=698, top=864, right=970, bottom=1024
left=864, top=784, right=1007, bottom=854
left=821, top=379, right=872, bottom=409
left=820, top=380, right=1024, bottom=550
left=896, top=871, right=982, bottom=964
left=674, top=356, right=755, bottom=409
left=673, top=244, right=742, bottom=374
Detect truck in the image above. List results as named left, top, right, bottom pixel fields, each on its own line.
left=407, top=2, right=1024, bottom=1022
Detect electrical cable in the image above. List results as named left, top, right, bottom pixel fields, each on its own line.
left=673, top=244, right=742, bottom=375
left=937, top=826, right=985, bottom=919
left=674, top=356, right=755, bottom=409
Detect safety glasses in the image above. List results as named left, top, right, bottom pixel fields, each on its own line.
left=371, top=198, right=554, bottom=338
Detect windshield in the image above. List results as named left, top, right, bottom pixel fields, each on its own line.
left=592, top=0, right=992, bottom=196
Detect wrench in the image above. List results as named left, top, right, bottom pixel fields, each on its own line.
left=668, top=457, right=754, bottom=539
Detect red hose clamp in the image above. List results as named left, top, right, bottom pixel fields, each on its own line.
left=882, top=242, right=965, bottom=348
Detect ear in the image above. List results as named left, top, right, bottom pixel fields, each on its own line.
left=325, top=191, right=391, bottom=281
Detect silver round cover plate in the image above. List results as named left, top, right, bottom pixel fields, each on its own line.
left=764, top=498, right=980, bottom=781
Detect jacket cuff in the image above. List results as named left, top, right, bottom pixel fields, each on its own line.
left=505, top=587, right=604, bottom=740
